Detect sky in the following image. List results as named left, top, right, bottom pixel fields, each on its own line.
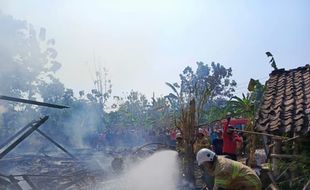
left=0, top=0, right=309, bottom=99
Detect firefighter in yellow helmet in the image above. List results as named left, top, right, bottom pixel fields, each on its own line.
left=193, top=128, right=210, bottom=155
left=175, top=132, right=187, bottom=178
left=196, top=148, right=262, bottom=190
left=175, top=132, right=185, bottom=155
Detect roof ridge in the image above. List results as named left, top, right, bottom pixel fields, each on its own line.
left=270, top=64, right=310, bottom=76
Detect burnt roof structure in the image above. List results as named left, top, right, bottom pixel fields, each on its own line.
left=255, top=65, right=310, bottom=136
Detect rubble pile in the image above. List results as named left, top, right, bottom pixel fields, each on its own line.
left=0, top=154, right=106, bottom=190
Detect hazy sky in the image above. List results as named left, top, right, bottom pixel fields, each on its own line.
left=1, top=0, right=309, bottom=99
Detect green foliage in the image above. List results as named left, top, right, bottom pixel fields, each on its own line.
left=266, top=52, right=278, bottom=70
left=166, top=62, right=236, bottom=125
left=204, top=105, right=230, bottom=123
left=0, top=13, right=61, bottom=98
left=229, top=93, right=255, bottom=120
left=228, top=79, right=264, bottom=121
left=0, top=12, right=64, bottom=141
left=277, top=136, right=310, bottom=189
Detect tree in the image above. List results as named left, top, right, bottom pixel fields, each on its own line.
left=266, top=52, right=278, bottom=70
left=168, top=62, right=236, bottom=123
left=229, top=79, right=265, bottom=166
left=0, top=12, right=63, bottom=141
left=148, top=96, right=174, bottom=130
left=0, top=13, right=61, bottom=98
left=166, top=62, right=236, bottom=186
left=111, top=91, right=151, bottom=128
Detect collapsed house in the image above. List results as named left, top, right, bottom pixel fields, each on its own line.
left=0, top=95, right=171, bottom=190
left=0, top=96, right=112, bottom=190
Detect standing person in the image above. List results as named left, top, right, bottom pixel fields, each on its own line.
left=193, top=128, right=211, bottom=189
left=176, top=133, right=185, bottom=156
left=210, top=129, right=218, bottom=143
left=222, top=117, right=242, bottom=161
left=193, top=128, right=210, bottom=155
left=175, top=132, right=187, bottom=184
left=197, top=148, right=262, bottom=190
left=212, top=130, right=223, bottom=155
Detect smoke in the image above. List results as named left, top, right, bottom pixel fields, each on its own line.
left=101, top=150, right=180, bottom=190
left=0, top=105, right=7, bottom=115
left=0, top=105, right=7, bottom=129
left=61, top=102, right=101, bottom=149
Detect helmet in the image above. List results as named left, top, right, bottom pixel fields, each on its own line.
left=196, top=148, right=216, bottom=165
left=198, top=128, right=204, bottom=134
left=176, top=133, right=182, bottom=139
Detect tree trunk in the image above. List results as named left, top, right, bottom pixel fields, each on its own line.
left=246, top=121, right=256, bottom=167
left=183, top=99, right=196, bottom=187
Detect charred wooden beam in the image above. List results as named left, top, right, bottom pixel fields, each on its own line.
left=0, top=121, right=34, bottom=149
left=35, top=129, right=77, bottom=160
left=8, top=175, right=23, bottom=190
left=0, top=116, right=48, bottom=159
left=0, top=95, right=69, bottom=109
left=55, top=174, right=87, bottom=190
left=22, top=175, right=38, bottom=190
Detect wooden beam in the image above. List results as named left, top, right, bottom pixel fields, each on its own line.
left=235, top=129, right=287, bottom=139
left=270, top=154, right=301, bottom=159
left=36, top=129, right=77, bottom=160
left=0, top=95, right=69, bottom=109
left=269, top=135, right=302, bottom=149
left=267, top=172, right=280, bottom=190
left=0, top=116, right=48, bottom=159
left=272, top=140, right=282, bottom=177
left=303, top=179, right=310, bottom=190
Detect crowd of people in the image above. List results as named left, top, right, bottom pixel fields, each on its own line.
left=93, top=127, right=179, bottom=149
left=88, top=115, right=261, bottom=190
left=175, top=116, right=262, bottom=190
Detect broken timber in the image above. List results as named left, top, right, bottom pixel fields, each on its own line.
left=36, top=129, right=77, bottom=159
left=0, top=95, right=69, bottom=109
left=0, top=117, right=76, bottom=160
left=0, top=116, right=48, bottom=159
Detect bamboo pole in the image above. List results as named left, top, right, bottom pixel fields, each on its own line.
left=303, top=179, right=310, bottom=190
left=267, top=172, right=280, bottom=190
left=272, top=139, right=282, bottom=177
left=269, top=135, right=301, bottom=149
left=270, top=154, right=301, bottom=159
left=234, top=129, right=287, bottom=139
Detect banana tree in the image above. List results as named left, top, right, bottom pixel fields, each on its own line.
left=229, top=79, right=264, bottom=166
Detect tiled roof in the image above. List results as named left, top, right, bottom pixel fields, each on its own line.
left=255, top=65, right=310, bottom=135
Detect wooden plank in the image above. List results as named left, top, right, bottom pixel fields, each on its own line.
left=270, top=154, right=301, bottom=159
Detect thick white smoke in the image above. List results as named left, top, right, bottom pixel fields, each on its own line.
left=100, top=150, right=180, bottom=190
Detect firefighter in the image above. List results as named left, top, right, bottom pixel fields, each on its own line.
left=196, top=148, right=262, bottom=190
left=193, top=128, right=211, bottom=189
left=175, top=132, right=187, bottom=182
left=193, top=128, right=210, bottom=155
left=176, top=132, right=185, bottom=155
